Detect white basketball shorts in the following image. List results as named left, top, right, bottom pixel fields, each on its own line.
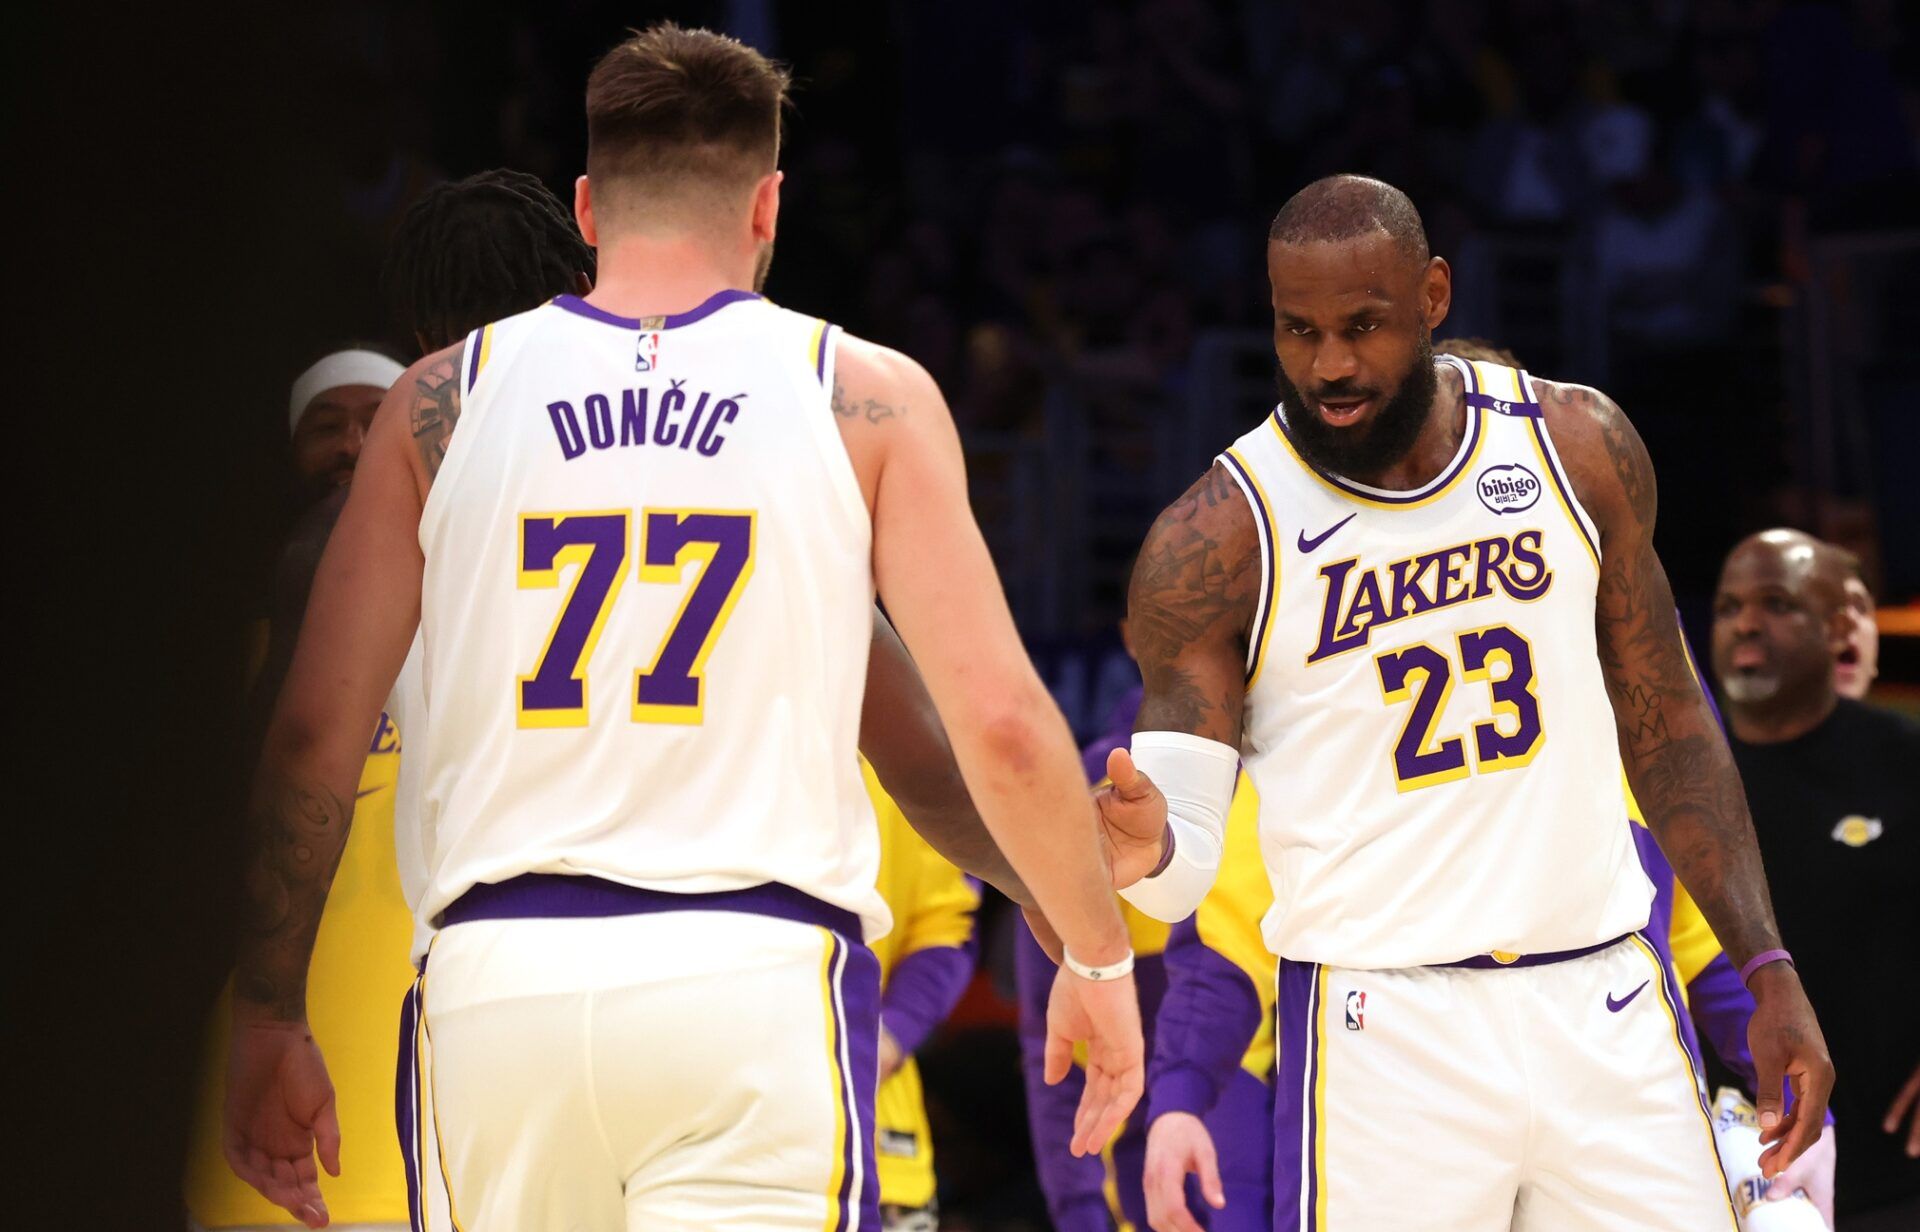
left=1273, top=932, right=1740, bottom=1231
left=397, top=876, right=880, bottom=1232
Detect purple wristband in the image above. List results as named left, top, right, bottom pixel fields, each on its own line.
left=1739, top=949, right=1792, bottom=987
left=1145, top=823, right=1177, bottom=879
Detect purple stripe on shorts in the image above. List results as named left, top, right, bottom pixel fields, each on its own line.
left=439, top=874, right=863, bottom=944
left=1274, top=959, right=1320, bottom=1232
left=394, top=979, right=422, bottom=1232
left=832, top=937, right=882, bottom=1231
left=552, top=289, right=761, bottom=330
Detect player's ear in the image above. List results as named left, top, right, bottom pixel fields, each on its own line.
left=575, top=175, right=598, bottom=247
left=1422, top=256, right=1452, bottom=331
left=750, top=170, right=782, bottom=245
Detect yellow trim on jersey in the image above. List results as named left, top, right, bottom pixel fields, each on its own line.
left=808, top=318, right=830, bottom=374
left=418, top=967, right=469, bottom=1232
left=1376, top=642, right=1470, bottom=793
left=1268, top=403, right=1486, bottom=512
left=1522, top=423, right=1601, bottom=572
left=818, top=933, right=849, bottom=1232
left=1627, top=935, right=1741, bottom=1231
left=1466, top=359, right=1525, bottom=403
left=1224, top=446, right=1282, bottom=690
left=474, top=323, right=495, bottom=380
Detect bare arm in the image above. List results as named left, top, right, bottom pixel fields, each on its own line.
left=833, top=334, right=1140, bottom=1156
left=1127, top=464, right=1260, bottom=745
left=1541, top=378, right=1831, bottom=1169
left=234, top=345, right=457, bottom=1019
left=833, top=336, right=1124, bottom=964
left=247, top=487, right=348, bottom=744
left=862, top=607, right=1032, bottom=908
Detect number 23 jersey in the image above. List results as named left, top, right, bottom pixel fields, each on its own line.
left=1219, top=356, right=1651, bottom=969
left=416, top=292, right=888, bottom=940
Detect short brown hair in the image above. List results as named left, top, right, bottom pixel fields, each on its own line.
left=585, top=23, right=790, bottom=209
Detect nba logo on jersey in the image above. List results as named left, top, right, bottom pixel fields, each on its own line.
left=635, top=330, right=663, bottom=372
left=1345, top=989, right=1366, bottom=1031
left=1475, top=463, right=1542, bottom=515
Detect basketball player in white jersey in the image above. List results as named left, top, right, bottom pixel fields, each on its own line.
left=223, top=24, right=1143, bottom=1232
left=1095, top=176, right=1832, bottom=1232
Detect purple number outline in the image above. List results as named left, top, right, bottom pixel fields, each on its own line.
left=1374, top=642, right=1469, bottom=792
left=517, top=511, right=631, bottom=726
left=1456, top=625, right=1544, bottom=770
left=633, top=510, right=756, bottom=724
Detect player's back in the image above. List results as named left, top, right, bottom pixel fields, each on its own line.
left=417, top=290, right=885, bottom=938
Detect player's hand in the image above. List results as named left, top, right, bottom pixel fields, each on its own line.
left=1096, top=747, right=1169, bottom=889
left=1043, top=965, right=1144, bottom=1158
left=1144, top=1111, right=1227, bottom=1232
left=878, top=1026, right=905, bottom=1082
left=1023, top=905, right=1065, bottom=966
left=223, top=1014, right=341, bottom=1229
left=1764, top=1121, right=1835, bottom=1226
left=1885, top=1059, right=1920, bottom=1159
left=1746, top=962, right=1834, bottom=1178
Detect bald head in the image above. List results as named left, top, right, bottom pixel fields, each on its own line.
left=1722, top=529, right=1846, bottom=617
left=1269, top=175, right=1430, bottom=266
left=1712, top=529, right=1851, bottom=730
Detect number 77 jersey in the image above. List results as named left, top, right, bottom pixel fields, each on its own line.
left=1219, top=355, right=1652, bottom=969
left=416, top=292, right=889, bottom=941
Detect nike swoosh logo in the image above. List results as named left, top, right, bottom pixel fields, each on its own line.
left=1606, top=981, right=1649, bottom=1012
left=1297, top=512, right=1357, bottom=553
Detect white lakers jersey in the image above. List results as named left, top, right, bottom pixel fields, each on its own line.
left=1219, top=356, right=1651, bottom=968
left=415, top=290, right=888, bottom=939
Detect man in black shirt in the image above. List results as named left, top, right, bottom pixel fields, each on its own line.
left=1712, top=529, right=1920, bottom=1228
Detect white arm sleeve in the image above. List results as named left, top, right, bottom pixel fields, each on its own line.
left=1115, top=730, right=1239, bottom=923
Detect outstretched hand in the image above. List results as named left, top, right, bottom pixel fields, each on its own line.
left=1095, top=747, right=1170, bottom=889
left=1042, top=965, right=1145, bottom=1158
left=223, top=1016, right=340, bottom=1229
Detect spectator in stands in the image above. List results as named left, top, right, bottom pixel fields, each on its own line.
left=1710, top=529, right=1920, bottom=1229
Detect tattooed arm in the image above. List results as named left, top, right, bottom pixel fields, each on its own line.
left=224, top=346, right=457, bottom=1226
left=1540, top=377, right=1833, bottom=1174
left=1092, top=465, right=1261, bottom=906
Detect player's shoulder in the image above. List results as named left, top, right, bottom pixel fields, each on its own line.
left=1129, top=462, right=1262, bottom=632
left=1524, top=372, right=1652, bottom=534
left=832, top=331, right=938, bottom=396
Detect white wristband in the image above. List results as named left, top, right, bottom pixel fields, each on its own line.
left=1063, top=947, right=1135, bottom=982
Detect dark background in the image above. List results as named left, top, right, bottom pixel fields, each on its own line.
left=16, top=2, right=1917, bottom=1226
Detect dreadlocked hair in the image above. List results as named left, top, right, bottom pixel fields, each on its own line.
left=384, top=169, right=595, bottom=352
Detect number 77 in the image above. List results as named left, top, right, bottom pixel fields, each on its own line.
left=516, top=508, right=756, bottom=728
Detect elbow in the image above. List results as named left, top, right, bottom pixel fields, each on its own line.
left=969, top=705, right=1050, bottom=778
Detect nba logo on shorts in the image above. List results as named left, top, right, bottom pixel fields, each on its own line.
left=1345, top=989, right=1366, bottom=1031
left=636, top=331, right=663, bottom=372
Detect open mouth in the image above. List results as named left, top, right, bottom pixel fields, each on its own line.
left=1315, top=396, right=1375, bottom=426
left=1838, top=645, right=1860, bottom=666
left=1728, top=642, right=1768, bottom=671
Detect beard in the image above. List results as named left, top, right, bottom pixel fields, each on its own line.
left=1719, top=668, right=1782, bottom=704
left=752, top=239, right=775, bottom=293
left=1276, top=333, right=1438, bottom=478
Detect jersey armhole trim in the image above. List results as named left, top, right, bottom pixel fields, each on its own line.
left=803, top=319, right=871, bottom=542
left=1218, top=449, right=1277, bottom=688
left=420, top=326, right=501, bottom=551
left=1521, top=402, right=1603, bottom=570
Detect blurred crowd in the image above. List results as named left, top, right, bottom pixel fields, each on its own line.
left=280, top=0, right=1920, bottom=634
